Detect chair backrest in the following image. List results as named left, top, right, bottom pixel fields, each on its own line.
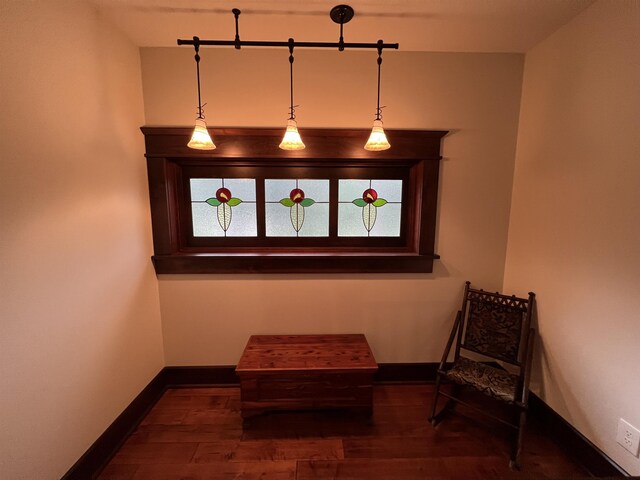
left=458, top=282, right=534, bottom=366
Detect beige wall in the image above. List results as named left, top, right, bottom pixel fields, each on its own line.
left=141, top=48, right=524, bottom=365
left=0, top=1, right=164, bottom=478
left=504, top=0, right=640, bottom=475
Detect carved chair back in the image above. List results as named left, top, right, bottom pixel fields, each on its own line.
left=456, top=282, right=534, bottom=367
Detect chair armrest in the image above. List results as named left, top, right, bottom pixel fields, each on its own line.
left=438, top=311, right=462, bottom=371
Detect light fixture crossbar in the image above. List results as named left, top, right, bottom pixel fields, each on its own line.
left=177, top=6, right=398, bottom=52
left=177, top=39, right=399, bottom=50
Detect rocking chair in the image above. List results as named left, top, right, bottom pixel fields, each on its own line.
left=429, top=281, right=536, bottom=469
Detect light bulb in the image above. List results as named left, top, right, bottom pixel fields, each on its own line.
left=364, top=119, right=390, bottom=151
left=188, top=117, right=216, bottom=150
left=279, top=119, right=305, bottom=150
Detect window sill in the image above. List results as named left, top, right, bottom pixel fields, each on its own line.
left=151, top=252, right=440, bottom=274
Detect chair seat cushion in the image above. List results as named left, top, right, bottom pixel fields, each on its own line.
left=443, top=357, right=519, bottom=403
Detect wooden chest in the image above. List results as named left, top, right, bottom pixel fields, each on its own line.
left=236, top=334, right=378, bottom=419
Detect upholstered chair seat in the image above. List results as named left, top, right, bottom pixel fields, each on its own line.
left=443, top=357, right=519, bottom=404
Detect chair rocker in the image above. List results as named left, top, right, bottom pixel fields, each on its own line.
left=429, top=281, right=536, bottom=469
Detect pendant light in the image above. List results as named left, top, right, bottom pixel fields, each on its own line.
left=279, top=38, right=305, bottom=150
left=364, top=40, right=390, bottom=151
left=187, top=37, right=216, bottom=150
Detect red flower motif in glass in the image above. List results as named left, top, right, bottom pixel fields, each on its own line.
left=289, top=188, right=305, bottom=204
left=362, top=188, right=378, bottom=204
left=216, top=187, right=232, bottom=203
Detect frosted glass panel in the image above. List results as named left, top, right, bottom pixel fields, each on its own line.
left=265, top=203, right=296, bottom=237
left=369, top=203, right=401, bottom=236
left=190, top=178, right=222, bottom=201
left=265, top=179, right=294, bottom=202
left=224, top=203, right=257, bottom=236
left=190, top=178, right=257, bottom=237
left=224, top=178, right=256, bottom=201
left=338, top=179, right=369, bottom=202
left=265, top=179, right=329, bottom=237
left=299, top=204, right=329, bottom=237
left=371, top=180, right=402, bottom=202
left=298, top=179, right=329, bottom=202
left=338, top=204, right=368, bottom=237
left=338, top=179, right=402, bottom=237
left=192, top=203, right=224, bottom=237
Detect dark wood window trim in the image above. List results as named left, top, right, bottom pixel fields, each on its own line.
left=142, top=127, right=447, bottom=273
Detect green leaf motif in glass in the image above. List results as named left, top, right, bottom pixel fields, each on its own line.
left=227, top=197, right=243, bottom=207
left=206, top=197, right=221, bottom=207
left=279, top=198, right=295, bottom=207
left=300, top=198, right=315, bottom=207
left=352, top=198, right=367, bottom=207
left=372, top=198, right=387, bottom=207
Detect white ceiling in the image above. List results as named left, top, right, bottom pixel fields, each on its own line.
left=94, top=0, right=595, bottom=53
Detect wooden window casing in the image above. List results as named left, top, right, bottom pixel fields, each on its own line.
left=142, top=127, right=447, bottom=273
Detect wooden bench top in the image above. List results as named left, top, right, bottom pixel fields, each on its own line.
left=236, top=334, right=378, bottom=374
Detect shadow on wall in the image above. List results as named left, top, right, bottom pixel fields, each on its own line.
left=534, top=329, right=596, bottom=443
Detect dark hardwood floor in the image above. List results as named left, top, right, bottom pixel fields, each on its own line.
left=99, top=384, right=588, bottom=479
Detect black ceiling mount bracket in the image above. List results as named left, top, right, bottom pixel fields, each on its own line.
left=177, top=5, right=398, bottom=51
left=329, top=5, right=355, bottom=24
left=330, top=5, right=354, bottom=51
left=232, top=8, right=241, bottom=49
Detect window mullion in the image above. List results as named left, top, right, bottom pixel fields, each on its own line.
left=329, top=177, right=339, bottom=238
left=255, top=176, right=266, bottom=238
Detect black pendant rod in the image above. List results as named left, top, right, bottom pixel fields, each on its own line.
left=288, top=38, right=296, bottom=120
left=177, top=38, right=398, bottom=50
left=193, top=38, right=204, bottom=119
left=375, top=40, right=383, bottom=120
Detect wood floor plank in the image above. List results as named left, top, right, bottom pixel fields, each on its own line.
left=153, top=394, right=229, bottom=410
left=132, top=461, right=296, bottom=480
left=192, top=439, right=344, bottom=462
left=97, top=463, right=139, bottom=480
left=130, top=424, right=243, bottom=443
left=342, top=436, right=503, bottom=459
left=140, top=408, right=189, bottom=426
left=181, top=408, right=243, bottom=426
left=373, top=384, right=432, bottom=406
left=241, top=411, right=372, bottom=440
left=109, top=441, right=198, bottom=464
left=297, top=459, right=449, bottom=480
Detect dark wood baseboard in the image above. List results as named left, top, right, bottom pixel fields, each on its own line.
left=163, top=365, right=239, bottom=386
left=376, top=362, right=439, bottom=383
left=528, top=393, right=628, bottom=477
left=61, top=369, right=166, bottom=480
left=62, top=363, right=629, bottom=479
left=162, top=363, right=440, bottom=385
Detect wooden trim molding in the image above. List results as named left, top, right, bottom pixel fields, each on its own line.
left=163, top=365, right=240, bottom=386
left=142, top=127, right=447, bottom=274
left=528, top=394, right=629, bottom=477
left=62, top=363, right=629, bottom=479
left=61, top=370, right=166, bottom=480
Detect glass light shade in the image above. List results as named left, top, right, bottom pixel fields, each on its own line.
left=188, top=118, right=216, bottom=150
left=279, top=119, right=305, bottom=150
left=364, top=119, right=391, bottom=151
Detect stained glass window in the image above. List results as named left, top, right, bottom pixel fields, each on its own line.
left=265, top=179, right=330, bottom=237
left=190, top=178, right=257, bottom=237
left=338, top=179, right=402, bottom=237
left=145, top=127, right=446, bottom=274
